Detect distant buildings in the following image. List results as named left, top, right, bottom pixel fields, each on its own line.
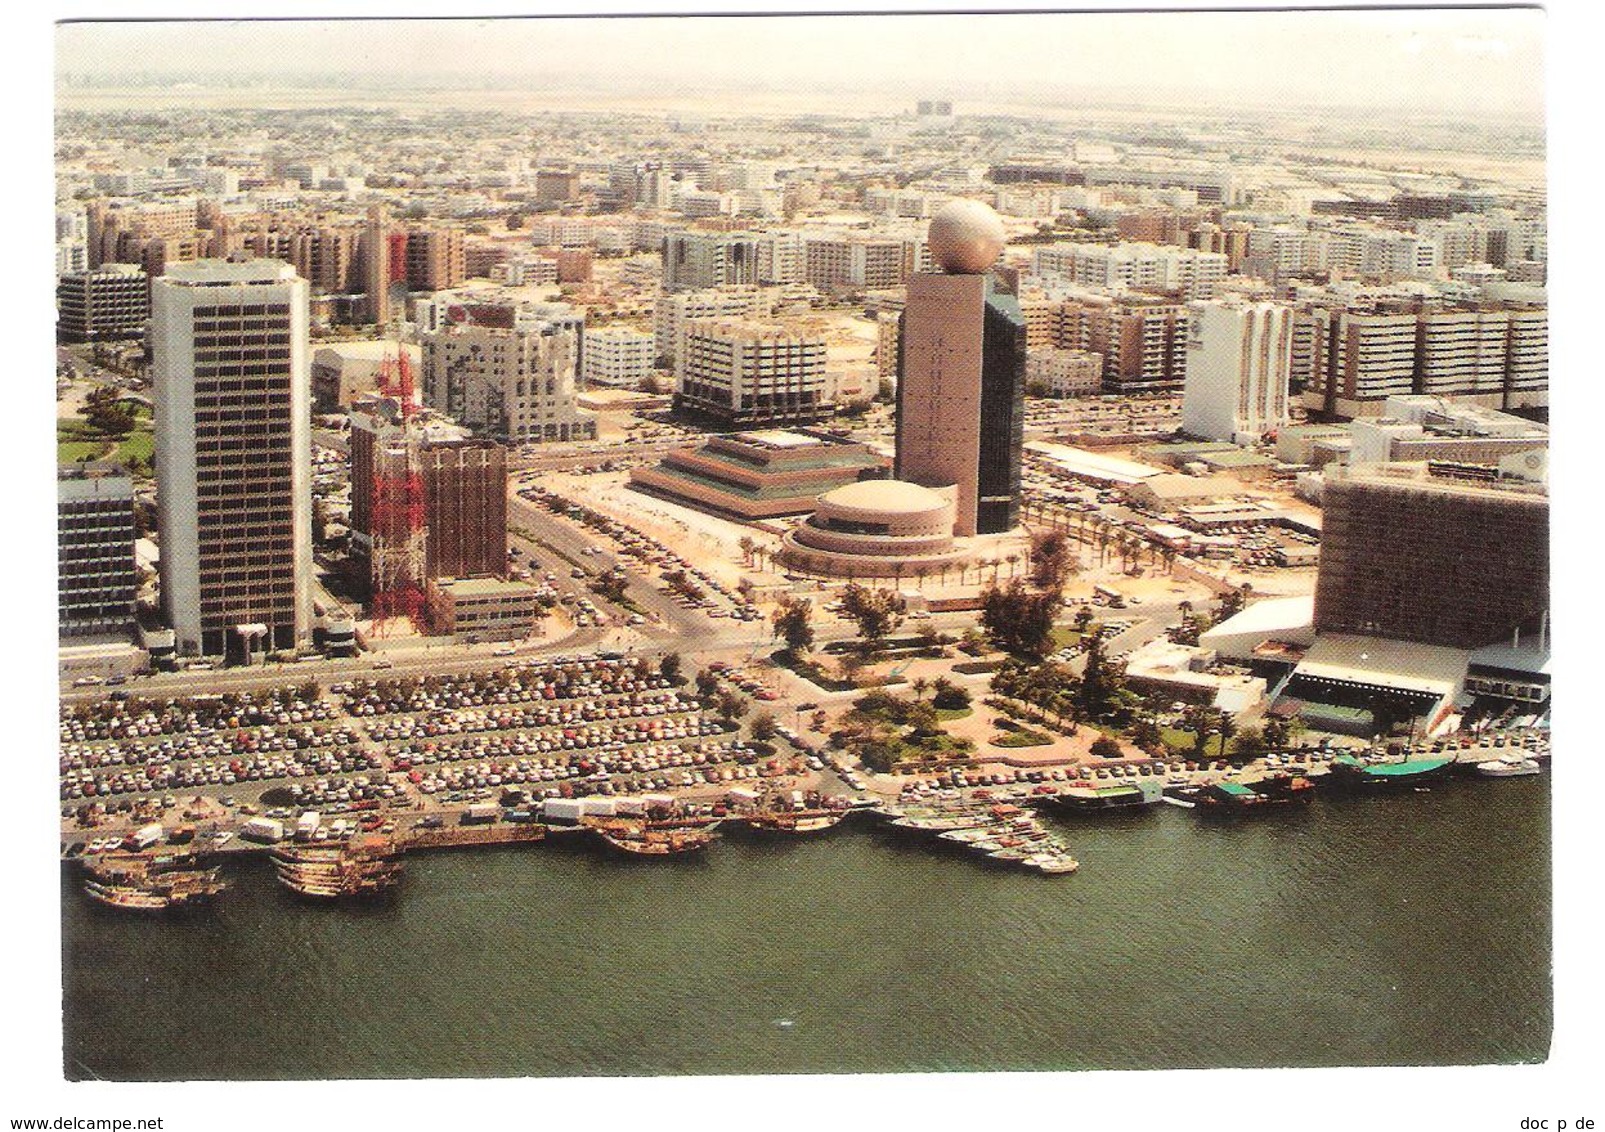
left=419, top=303, right=597, bottom=444
left=150, top=259, right=313, bottom=658
left=58, top=465, right=136, bottom=639
left=1033, top=242, right=1228, bottom=301
left=56, top=264, right=148, bottom=343
left=653, top=287, right=770, bottom=367
left=310, top=341, right=421, bottom=412
left=1295, top=296, right=1548, bottom=418
left=1181, top=301, right=1293, bottom=444
left=661, top=230, right=759, bottom=291
left=1313, top=462, right=1547, bottom=650
left=673, top=318, right=831, bottom=427
left=1025, top=347, right=1103, bottom=398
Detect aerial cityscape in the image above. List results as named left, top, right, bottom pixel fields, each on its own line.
left=43, top=7, right=1561, bottom=1119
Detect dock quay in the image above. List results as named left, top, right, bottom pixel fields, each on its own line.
left=398, top=822, right=549, bottom=853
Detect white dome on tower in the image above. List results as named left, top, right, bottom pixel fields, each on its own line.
left=927, top=199, right=1006, bottom=274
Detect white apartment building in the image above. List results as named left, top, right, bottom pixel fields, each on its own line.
left=803, top=233, right=925, bottom=291
left=151, top=259, right=314, bottom=658
left=421, top=307, right=597, bottom=444
left=653, top=287, right=771, bottom=367
left=1032, top=242, right=1228, bottom=300
left=1026, top=347, right=1104, bottom=398
left=1182, top=301, right=1294, bottom=444
left=661, top=230, right=760, bottom=291
left=675, top=318, right=830, bottom=426
left=582, top=326, right=657, bottom=389
left=1417, top=308, right=1514, bottom=401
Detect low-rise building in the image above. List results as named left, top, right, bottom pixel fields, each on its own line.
left=426, top=577, right=543, bottom=641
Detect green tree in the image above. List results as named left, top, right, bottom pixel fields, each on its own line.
left=1216, top=711, right=1239, bottom=759
left=695, top=669, right=720, bottom=698
left=1230, top=724, right=1269, bottom=762
left=716, top=689, right=749, bottom=724
left=750, top=711, right=778, bottom=741
left=839, top=582, right=905, bottom=648
left=980, top=579, right=1058, bottom=659
left=1089, top=735, right=1123, bottom=760
left=659, top=652, right=682, bottom=680
left=931, top=679, right=970, bottom=712
left=1028, top=528, right=1078, bottom=593
left=1129, top=715, right=1163, bottom=753
left=1181, top=704, right=1218, bottom=757
left=1075, top=634, right=1127, bottom=721
left=771, top=595, right=815, bottom=654
left=83, top=387, right=135, bottom=436
left=1212, top=584, right=1251, bottom=627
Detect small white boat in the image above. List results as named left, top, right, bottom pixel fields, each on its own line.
left=1476, top=756, right=1542, bottom=778
left=1160, top=796, right=1196, bottom=809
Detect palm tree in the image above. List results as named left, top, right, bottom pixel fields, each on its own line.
left=912, top=676, right=930, bottom=701
left=913, top=564, right=930, bottom=591
left=1216, top=711, right=1238, bottom=760
left=738, top=535, right=755, bottom=567
left=1005, top=553, right=1020, bottom=579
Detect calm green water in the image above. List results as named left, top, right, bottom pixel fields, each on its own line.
left=62, top=777, right=1550, bottom=1080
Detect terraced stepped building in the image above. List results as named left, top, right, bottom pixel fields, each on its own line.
left=629, top=429, right=888, bottom=520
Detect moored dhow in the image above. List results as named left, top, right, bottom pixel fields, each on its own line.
left=81, top=852, right=228, bottom=911
left=271, top=835, right=404, bottom=898
left=1190, top=772, right=1316, bottom=813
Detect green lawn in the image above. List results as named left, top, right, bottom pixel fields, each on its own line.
left=115, top=429, right=154, bottom=466
left=992, top=727, right=1053, bottom=748
left=58, top=440, right=110, bottom=464
left=934, top=706, right=974, bottom=721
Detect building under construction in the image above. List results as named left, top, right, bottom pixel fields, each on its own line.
left=348, top=351, right=510, bottom=634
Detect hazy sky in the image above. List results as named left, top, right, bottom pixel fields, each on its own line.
left=56, top=7, right=1544, bottom=116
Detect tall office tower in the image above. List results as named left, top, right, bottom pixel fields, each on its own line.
left=58, top=465, right=137, bottom=639
left=419, top=441, right=508, bottom=580
left=419, top=305, right=597, bottom=444
left=896, top=199, right=1026, bottom=537
left=151, top=260, right=312, bottom=658
left=362, top=205, right=390, bottom=326
left=351, top=404, right=508, bottom=591
left=1181, top=301, right=1294, bottom=444
left=661, top=230, right=759, bottom=291
left=1314, top=463, right=1547, bottom=649
left=674, top=318, right=831, bottom=427
left=56, top=264, right=149, bottom=343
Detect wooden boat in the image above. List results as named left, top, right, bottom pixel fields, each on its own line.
left=589, top=818, right=718, bottom=856
left=1192, top=772, right=1315, bottom=813
left=81, top=853, right=227, bottom=911
left=271, top=836, right=403, bottom=898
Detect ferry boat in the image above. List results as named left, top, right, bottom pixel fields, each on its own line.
left=1324, top=754, right=1455, bottom=791
left=1475, top=756, right=1542, bottom=778
left=1046, top=778, right=1164, bottom=813
left=1192, top=772, right=1315, bottom=813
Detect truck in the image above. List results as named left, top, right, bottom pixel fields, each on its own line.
left=295, top=811, right=321, bottom=841
left=240, top=817, right=285, bottom=844
left=579, top=797, right=617, bottom=818
left=542, top=798, right=587, bottom=825
left=460, top=802, right=499, bottom=825
left=124, top=823, right=164, bottom=852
